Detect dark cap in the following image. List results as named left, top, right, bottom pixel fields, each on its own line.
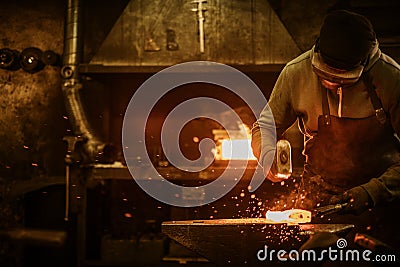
left=319, top=10, right=376, bottom=70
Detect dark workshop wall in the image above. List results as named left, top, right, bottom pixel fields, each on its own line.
left=0, top=0, right=67, bottom=180
left=0, top=1, right=69, bottom=266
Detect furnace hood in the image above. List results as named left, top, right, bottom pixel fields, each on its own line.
left=87, top=0, right=301, bottom=68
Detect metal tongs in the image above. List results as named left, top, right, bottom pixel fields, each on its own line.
left=313, top=203, right=348, bottom=218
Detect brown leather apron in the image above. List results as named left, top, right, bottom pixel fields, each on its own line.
left=301, top=75, right=400, bottom=198
left=296, top=75, right=400, bottom=250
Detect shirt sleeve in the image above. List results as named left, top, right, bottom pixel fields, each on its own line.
left=251, top=66, right=298, bottom=174
left=362, top=163, right=400, bottom=205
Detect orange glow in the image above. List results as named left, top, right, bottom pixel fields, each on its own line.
left=321, top=79, right=341, bottom=90
left=124, top=213, right=133, bottom=218
left=220, top=139, right=256, bottom=160
left=212, top=123, right=256, bottom=161
left=276, top=173, right=291, bottom=179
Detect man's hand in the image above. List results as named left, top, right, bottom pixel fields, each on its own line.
left=262, top=150, right=289, bottom=183
left=266, top=164, right=290, bottom=183
left=328, top=186, right=373, bottom=215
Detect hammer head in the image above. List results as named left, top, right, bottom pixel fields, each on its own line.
left=276, top=139, right=292, bottom=178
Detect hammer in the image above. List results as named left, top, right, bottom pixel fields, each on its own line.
left=275, top=139, right=292, bottom=178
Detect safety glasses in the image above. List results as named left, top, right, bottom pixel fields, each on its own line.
left=311, top=48, right=364, bottom=86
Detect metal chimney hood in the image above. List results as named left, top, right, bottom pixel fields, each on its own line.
left=83, top=0, right=301, bottom=73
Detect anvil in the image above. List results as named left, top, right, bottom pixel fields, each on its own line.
left=162, top=218, right=354, bottom=266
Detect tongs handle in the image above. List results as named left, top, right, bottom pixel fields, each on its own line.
left=313, top=203, right=348, bottom=217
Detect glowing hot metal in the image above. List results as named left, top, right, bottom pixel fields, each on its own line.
left=266, top=209, right=312, bottom=224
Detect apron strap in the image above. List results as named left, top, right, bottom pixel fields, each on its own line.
left=362, top=73, right=387, bottom=125
left=321, top=85, right=331, bottom=125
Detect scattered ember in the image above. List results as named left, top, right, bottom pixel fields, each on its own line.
left=124, top=213, right=132, bottom=218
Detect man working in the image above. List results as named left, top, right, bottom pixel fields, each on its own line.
left=251, top=10, right=400, bottom=249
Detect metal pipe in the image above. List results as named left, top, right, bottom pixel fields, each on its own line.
left=62, top=0, right=81, bottom=80
left=61, top=0, right=104, bottom=161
